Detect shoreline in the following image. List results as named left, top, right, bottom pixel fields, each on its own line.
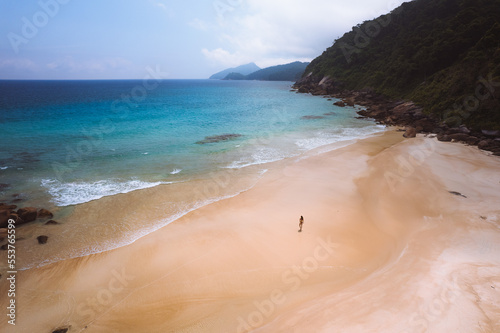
left=1, top=130, right=499, bottom=332
left=0, top=127, right=387, bottom=272
left=292, top=75, right=500, bottom=156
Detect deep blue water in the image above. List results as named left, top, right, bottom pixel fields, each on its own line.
left=0, top=79, right=383, bottom=207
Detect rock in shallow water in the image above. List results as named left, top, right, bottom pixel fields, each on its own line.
left=196, top=134, right=242, bottom=144
left=301, top=115, right=324, bottom=120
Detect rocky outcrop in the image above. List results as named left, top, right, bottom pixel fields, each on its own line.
left=293, top=76, right=500, bottom=155
left=0, top=204, right=56, bottom=228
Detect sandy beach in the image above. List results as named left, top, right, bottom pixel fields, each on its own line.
left=1, top=130, right=500, bottom=333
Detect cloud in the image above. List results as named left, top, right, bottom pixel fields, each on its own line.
left=0, top=58, right=38, bottom=71
left=203, top=0, right=406, bottom=68
left=153, top=1, right=175, bottom=17
left=46, top=57, right=132, bottom=73
left=189, top=18, right=209, bottom=31
left=202, top=48, right=246, bottom=67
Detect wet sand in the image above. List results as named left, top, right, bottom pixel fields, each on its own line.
left=1, top=131, right=500, bottom=332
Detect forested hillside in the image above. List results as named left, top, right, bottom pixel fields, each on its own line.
left=299, top=0, right=500, bottom=129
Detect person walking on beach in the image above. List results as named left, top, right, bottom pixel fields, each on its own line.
left=298, top=216, right=304, bottom=232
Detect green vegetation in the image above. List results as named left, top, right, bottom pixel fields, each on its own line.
left=223, top=61, right=309, bottom=81
left=245, top=61, right=309, bottom=81
left=303, top=0, right=500, bottom=129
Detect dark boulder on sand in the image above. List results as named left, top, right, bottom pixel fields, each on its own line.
left=448, top=133, right=471, bottom=143
left=52, top=328, right=69, bottom=333
left=403, top=127, right=417, bottom=138
left=437, top=134, right=452, bottom=142
left=45, top=220, right=59, bottom=225
left=0, top=204, right=19, bottom=228
left=37, top=235, right=49, bottom=244
left=0, top=210, right=9, bottom=228
left=17, top=207, right=38, bottom=223
left=37, top=208, right=54, bottom=219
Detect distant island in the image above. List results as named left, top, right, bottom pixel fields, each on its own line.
left=209, top=63, right=261, bottom=80
left=209, top=61, right=310, bottom=82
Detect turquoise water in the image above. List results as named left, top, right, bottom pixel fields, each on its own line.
left=0, top=79, right=383, bottom=207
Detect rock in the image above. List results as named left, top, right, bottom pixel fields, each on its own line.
left=301, top=115, right=324, bottom=120
left=478, top=139, right=493, bottom=150
left=448, top=133, right=471, bottom=143
left=466, top=136, right=480, bottom=145
left=414, top=119, right=437, bottom=133
left=0, top=244, right=8, bottom=250
left=458, top=125, right=470, bottom=134
left=196, top=134, right=242, bottom=145
left=8, top=212, right=23, bottom=222
left=45, top=220, right=59, bottom=225
left=481, top=130, right=500, bottom=137
left=344, top=98, right=355, bottom=107
left=403, top=127, right=417, bottom=138
left=0, top=228, right=7, bottom=238
left=449, top=191, right=467, bottom=198
left=0, top=210, right=11, bottom=228
left=17, top=207, right=38, bottom=223
left=0, top=203, right=17, bottom=210
left=0, top=183, right=10, bottom=190
left=437, top=134, right=452, bottom=142
left=37, top=235, right=49, bottom=244
left=52, top=328, right=69, bottom=333
left=37, top=208, right=54, bottom=219
left=334, top=101, right=345, bottom=107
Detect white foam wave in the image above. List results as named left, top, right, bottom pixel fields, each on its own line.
left=41, top=178, right=171, bottom=206
left=0, top=166, right=8, bottom=170
left=225, top=147, right=298, bottom=169
left=170, top=168, right=182, bottom=174
left=21, top=170, right=269, bottom=271
left=295, top=125, right=385, bottom=151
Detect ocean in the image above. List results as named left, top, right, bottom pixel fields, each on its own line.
left=0, top=79, right=385, bottom=268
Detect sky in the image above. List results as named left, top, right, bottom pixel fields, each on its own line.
left=0, top=0, right=407, bottom=80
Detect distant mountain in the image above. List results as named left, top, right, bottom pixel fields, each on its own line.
left=222, top=61, right=310, bottom=81
left=209, top=63, right=261, bottom=79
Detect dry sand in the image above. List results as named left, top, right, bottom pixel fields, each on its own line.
left=1, top=131, right=500, bottom=333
